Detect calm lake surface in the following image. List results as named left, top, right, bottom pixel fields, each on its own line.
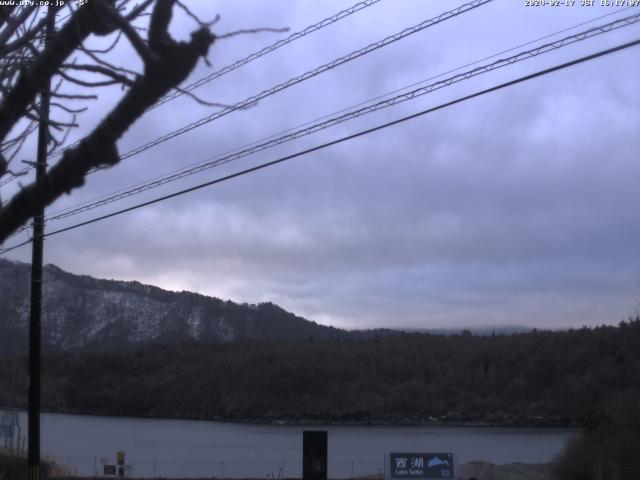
left=6, top=412, right=578, bottom=478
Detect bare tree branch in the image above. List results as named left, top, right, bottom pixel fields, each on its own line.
left=149, top=0, right=174, bottom=52
left=175, top=1, right=219, bottom=28
left=50, top=102, right=88, bottom=114
left=0, top=5, right=17, bottom=29
left=0, top=8, right=58, bottom=56
left=79, top=44, right=140, bottom=76
left=57, top=68, right=124, bottom=88
left=25, top=111, right=77, bottom=130
left=51, top=117, right=72, bottom=145
left=82, top=30, right=122, bottom=54
left=48, top=114, right=77, bottom=153
left=51, top=92, right=99, bottom=100
left=93, top=0, right=159, bottom=63
left=61, top=62, right=135, bottom=86
left=173, top=85, right=258, bottom=110
left=0, top=6, right=37, bottom=47
left=0, top=2, right=103, bottom=145
left=4, top=129, right=32, bottom=164
left=124, top=0, right=155, bottom=21
left=0, top=0, right=215, bottom=243
left=216, top=26, right=289, bottom=40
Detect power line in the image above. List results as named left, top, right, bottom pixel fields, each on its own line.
left=4, top=0, right=494, bottom=238
left=149, top=0, right=385, bottom=111
left=41, top=12, right=640, bottom=224
left=1, top=0, right=386, bottom=186
left=5, top=6, right=638, bottom=242
left=0, top=166, right=28, bottom=187
left=2, top=36, right=638, bottom=255
left=115, top=0, right=495, bottom=162
left=41, top=6, right=637, bottom=222
left=1, top=237, right=32, bottom=255
left=49, top=0, right=495, bottom=170
left=7, top=8, right=639, bottom=246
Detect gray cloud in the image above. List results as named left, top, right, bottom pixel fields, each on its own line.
left=6, top=0, right=640, bottom=330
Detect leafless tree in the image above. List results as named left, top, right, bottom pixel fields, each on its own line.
left=0, top=0, right=219, bottom=244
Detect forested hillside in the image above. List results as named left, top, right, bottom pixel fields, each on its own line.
left=1, top=319, right=638, bottom=425
left=0, top=259, right=348, bottom=353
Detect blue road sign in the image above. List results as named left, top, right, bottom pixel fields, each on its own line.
left=388, top=453, right=455, bottom=479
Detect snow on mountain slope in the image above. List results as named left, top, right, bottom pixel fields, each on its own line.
left=0, top=259, right=342, bottom=352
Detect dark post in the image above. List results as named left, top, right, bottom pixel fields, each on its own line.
left=28, top=9, right=54, bottom=480
left=303, top=431, right=327, bottom=480
left=117, top=451, right=125, bottom=477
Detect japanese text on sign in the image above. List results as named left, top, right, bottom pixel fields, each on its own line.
left=389, top=453, right=454, bottom=479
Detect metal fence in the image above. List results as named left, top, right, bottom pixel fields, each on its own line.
left=34, top=457, right=385, bottom=479
left=3, top=453, right=640, bottom=480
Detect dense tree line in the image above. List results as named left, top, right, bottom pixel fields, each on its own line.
left=553, top=387, right=640, bottom=479
left=1, top=319, right=639, bottom=425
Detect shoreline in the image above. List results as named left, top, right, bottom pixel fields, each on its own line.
left=1, top=406, right=581, bottom=429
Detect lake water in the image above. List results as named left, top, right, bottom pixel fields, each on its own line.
left=4, top=412, right=578, bottom=478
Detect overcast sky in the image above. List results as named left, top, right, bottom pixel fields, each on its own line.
left=3, top=0, right=640, bottom=330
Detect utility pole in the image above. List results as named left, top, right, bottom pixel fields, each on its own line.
left=28, top=9, right=54, bottom=480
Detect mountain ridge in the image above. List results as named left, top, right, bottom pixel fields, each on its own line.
left=0, top=258, right=348, bottom=353
left=0, top=259, right=535, bottom=354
